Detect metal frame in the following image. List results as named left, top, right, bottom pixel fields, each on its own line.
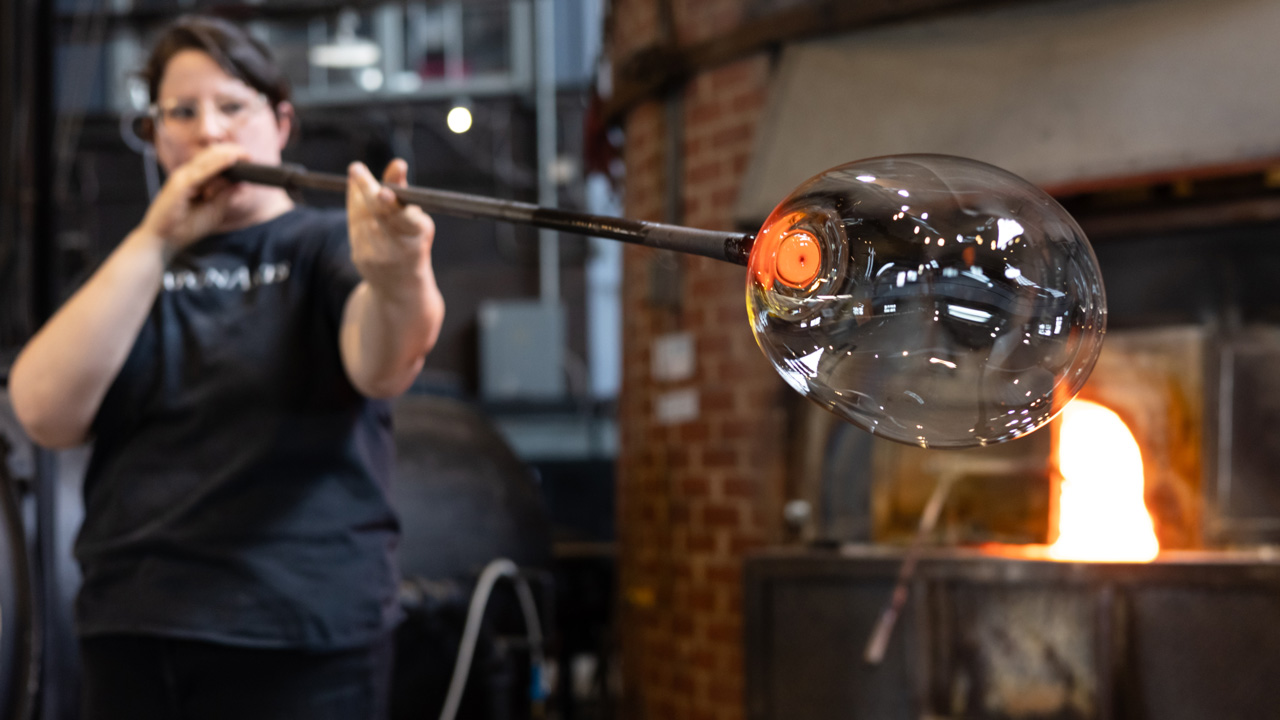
left=745, top=546, right=1280, bottom=720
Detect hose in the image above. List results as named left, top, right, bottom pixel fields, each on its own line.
left=438, top=558, right=545, bottom=720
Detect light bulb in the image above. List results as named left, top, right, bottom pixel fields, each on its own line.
left=447, top=106, right=473, bottom=134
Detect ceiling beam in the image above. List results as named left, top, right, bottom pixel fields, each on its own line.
left=604, top=0, right=1014, bottom=123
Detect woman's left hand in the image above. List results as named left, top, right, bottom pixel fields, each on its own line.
left=340, top=158, right=446, bottom=399
left=346, top=159, right=436, bottom=293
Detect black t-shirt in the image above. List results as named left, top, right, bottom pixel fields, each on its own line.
left=75, top=207, right=401, bottom=650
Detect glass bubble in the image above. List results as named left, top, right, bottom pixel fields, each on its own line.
left=747, top=154, right=1106, bottom=448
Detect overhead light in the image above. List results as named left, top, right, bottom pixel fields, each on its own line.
left=358, top=68, right=384, bottom=91
left=447, top=103, right=473, bottom=134
left=309, top=42, right=380, bottom=69
left=309, top=9, right=381, bottom=69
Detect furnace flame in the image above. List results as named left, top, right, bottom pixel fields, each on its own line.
left=1048, top=400, right=1159, bottom=562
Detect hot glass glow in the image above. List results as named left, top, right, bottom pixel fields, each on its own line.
left=1049, top=399, right=1159, bottom=562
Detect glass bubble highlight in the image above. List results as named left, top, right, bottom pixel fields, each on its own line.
left=747, top=154, right=1106, bottom=448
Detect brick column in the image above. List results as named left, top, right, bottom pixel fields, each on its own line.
left=613, top=2, right=786, bottom=712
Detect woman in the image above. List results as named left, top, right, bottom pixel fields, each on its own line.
left=8, top=15, right=444, bottom=720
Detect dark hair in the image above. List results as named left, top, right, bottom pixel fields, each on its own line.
left=137, top=15, right=292, bottom=140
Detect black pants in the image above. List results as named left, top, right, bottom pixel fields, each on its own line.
left=79, top=634, right=393, bottom=720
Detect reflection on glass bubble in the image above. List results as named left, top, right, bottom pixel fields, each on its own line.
left=747, top=154, right=1106, bottom=448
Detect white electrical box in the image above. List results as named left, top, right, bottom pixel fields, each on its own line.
left=478, top=300, right=566, bottom=401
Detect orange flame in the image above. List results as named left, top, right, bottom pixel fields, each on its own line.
left=1048, top=399, right=1159, bottom=562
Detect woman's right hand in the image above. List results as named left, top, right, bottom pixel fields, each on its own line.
left=136, top=143, right=247, bottom=254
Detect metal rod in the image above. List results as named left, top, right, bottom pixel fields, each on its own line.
left=864, top=474, right=958, bottom=665
left=223, top=162, right=756, bottom=266
left=534, top=0, right=559, bottom=304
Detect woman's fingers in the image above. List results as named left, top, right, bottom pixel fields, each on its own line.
left=178, top=144, right=248, bottom=197
left=381, top=158, right=408, bottom=188
left=348, top=161, right=428, bottom=240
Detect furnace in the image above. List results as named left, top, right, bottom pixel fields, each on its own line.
left=746, top=215, right=1280, bottom=720
left=745, top=545, right=1280, bottom=720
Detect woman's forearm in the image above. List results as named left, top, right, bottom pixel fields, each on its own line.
left=9, top=229, right=169, bottom=447
left=339, top=269, right=445, bottom=399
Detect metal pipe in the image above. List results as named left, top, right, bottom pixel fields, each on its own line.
left=864, top=474, right=959, bottom=666
left=534, top=0, right=559, bottom=304
left=223, top=162, right=756, bottom=265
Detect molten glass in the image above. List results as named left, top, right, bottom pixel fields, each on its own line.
left=747, top=154, right=1106, bottom=448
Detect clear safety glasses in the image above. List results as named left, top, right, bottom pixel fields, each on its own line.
left=147, top=91, right=271, bottom=136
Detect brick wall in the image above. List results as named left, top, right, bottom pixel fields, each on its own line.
left=612, top=2, right=786, bottom=717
